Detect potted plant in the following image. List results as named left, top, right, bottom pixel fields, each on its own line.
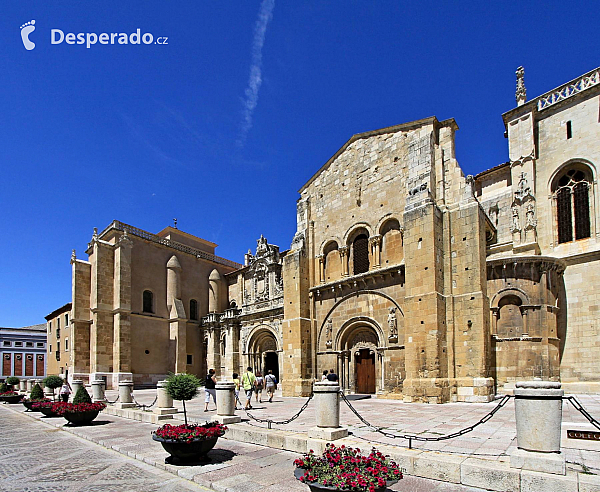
left=151, top=373, right=227, bottom=463
left=293, top=444, right=403, bottom=492
left=22, top=383, right=48, bottom=411
left=0, top=390, right=24, bottom=404
left=5, top=376, right=20, bottom=391
left=42, top=375, right=64, bottom=401
left=54, top=387, right=106, bottom=425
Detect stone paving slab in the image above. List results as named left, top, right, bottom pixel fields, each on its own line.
left=6, top=397, right=600, bottom=492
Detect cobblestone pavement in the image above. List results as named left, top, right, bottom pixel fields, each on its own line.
left=120, top=388, right=600, bottom=471
left=2, top=404, right=492, bottom=492
left=0, top=406, right=207, bottom=492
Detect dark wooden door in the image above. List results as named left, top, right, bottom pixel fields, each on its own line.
left=355, top=349, right=375, bottom=394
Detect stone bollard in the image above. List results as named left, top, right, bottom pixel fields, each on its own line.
left=153, top=380, right=177, bottom=415
left=26, top=379, right=33, bottom=392
left=510, top=381, right=565, bottom=475
left=19, top=381, right=27, bottom=394
left=215, top=381, right=241, bottom=424
left=71, top=380, right=84, bottom=397
left=308, top=381, right=348, bottom=440
left=91, top=380, right=105, bottom=403
left=115, top=381, right=136, bottom=409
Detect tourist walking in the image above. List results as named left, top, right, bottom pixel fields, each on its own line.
left=265, top=369, right=277, bottom=402
left=233, top=373, right=241, bottom=410
left=254, top=371, right=264, bottom=403
left=326, top=369, right=339, bottom=382
left=241, top=367, right=257, bottom=410
left=204, top=368, right=217, bottom=412
left=59, top=380, right=72, bottom=402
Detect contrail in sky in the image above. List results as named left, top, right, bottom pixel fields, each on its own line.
left=237, top=0, right=275, bottom=147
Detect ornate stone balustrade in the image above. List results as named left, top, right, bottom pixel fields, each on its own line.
left=537, top=67, right=600, bottom=111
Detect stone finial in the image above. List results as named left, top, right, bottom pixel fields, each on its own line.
left=173, top=218, right=178, bottom=229
left=93, top=227, right=98, bottom=237
left=70, top=249, right=77, bottom=264
left=516, top=66, right=527, bottom=106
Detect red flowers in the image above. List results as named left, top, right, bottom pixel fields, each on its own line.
left=294, top=443, right=403, bottom=491
left=0, top=391, right=18, bottom=396
left=48, top=402, right=106, bottom=414
left=153, top=422, right=227, bottom=443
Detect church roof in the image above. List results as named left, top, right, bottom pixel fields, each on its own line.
left=298, top=116, right=458, bottom=193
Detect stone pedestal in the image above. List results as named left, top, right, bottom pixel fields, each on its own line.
left=510, top=381, right=565, bottom=475
left=215, top=381, right=241, bottom=424
left=308, top=381, right=348, bottom=440
left=153, top=380, right=177, bottom=415
left=115, top=381, right=135, bottom=409
left=26, top=379, right=33, bottom=392
left=91, top=380, right=105, bottom=403
left=71, top=380, right=84, bottom=397
left=44, top=386, right=54, bottom=400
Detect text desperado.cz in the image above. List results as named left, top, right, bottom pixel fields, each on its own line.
left=51, top=29, right=168, bottom=48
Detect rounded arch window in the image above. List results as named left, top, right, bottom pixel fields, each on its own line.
left=551, top=165, right=592, bottom=244
left=352, top=234, right=370, bottom=274
left=142, top=290, right=154, bottom=313
left=189, top=299, right=198, bottom=320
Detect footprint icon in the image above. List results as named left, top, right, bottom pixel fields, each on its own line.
left=20, top=20, right=36, bottom=51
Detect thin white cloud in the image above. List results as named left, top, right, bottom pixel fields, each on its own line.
left=237, top=0, right=275, bottom=147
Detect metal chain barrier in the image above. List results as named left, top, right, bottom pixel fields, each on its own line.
left=103, top=394, right=120, bottom=405
left=339, top=390, right=513, bottom=449
left=131, top=392, right=158, bottom=411
left=244, top=393, right=314, bottom=429
left=563, top=395, right=600, bottom=430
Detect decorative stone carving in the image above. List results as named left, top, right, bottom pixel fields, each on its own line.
left=70, top=249, right=77, bottom=264
left=388, top=307, right=398, bottom=342
left=525, top=202, right=537, bottom=230
left=325, top=319, right=333, bottom=349
left=355, top=176, right=362, bottom=206
left=408, top=182, right=428, bottom=197
left=512, top=205, right=521, bottom=233
left=351, top=331, right=378, bottom=349
left=516, top=66, right=527, bottom=106
left=514, top=172, right=533, bottom=201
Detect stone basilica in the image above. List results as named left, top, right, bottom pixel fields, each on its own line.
left=58, top=66, right=600, bottom=402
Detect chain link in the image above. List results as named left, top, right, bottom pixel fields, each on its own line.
left=563, top=395, right=600, bottom=430
left=339, top=390, right=512, bottom=447
left=130, top=392, right=158, bottom=411
left=103, top=394, right=120, bottom=405
left=244, top=393, right=314, bottom=429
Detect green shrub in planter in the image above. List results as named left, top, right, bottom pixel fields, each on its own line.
left=0, top=383, right=8, bottom=393
left=166, top=373, right=200, bottom=425
left=73, top=386, right=92, bottom=404
left=42, top=375, right=64, bottom=401
left=30, top=383, right=44, bottom=400
left=6, top=376, right=20, bottom=388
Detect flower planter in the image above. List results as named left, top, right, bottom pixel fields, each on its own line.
left=39, top=406, right=60, bottom=418
left=22, top=400, right=46, bottom=411
left=294, top=468, right=397, bottom=492
left=62, top=410, right=100, bottom=426
left=152, top=434, right=219, bottom=462
left=0, top=394, right=24, bottom=404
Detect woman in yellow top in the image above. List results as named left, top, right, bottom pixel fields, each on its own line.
left=232, top=373, right=241, bottom=410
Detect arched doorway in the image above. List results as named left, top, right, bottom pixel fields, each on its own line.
left=355, top=348, right=375, bottom=394
left=264, top=351, right=279, bottom=382
left=337, top=322, right=381, bottom=395
left=246, top=326, right=280, bottom=382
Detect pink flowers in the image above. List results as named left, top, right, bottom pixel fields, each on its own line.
left=153, top=422, right=227, bottom=443
left=51, top=402, right=106, bottom=414
left=294, top=443, right=403, bottom=491
left=0, top=391, right=18, bottom=396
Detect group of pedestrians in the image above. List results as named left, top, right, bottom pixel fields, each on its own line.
left=320, top=369, right=339, bottom=382
left=204, top=367, right=278, bottom=412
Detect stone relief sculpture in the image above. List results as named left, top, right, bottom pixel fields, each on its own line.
left=525, top=202, right=537, bottom=229
left=388, top=307, right=398, bottom=341
left=512, top=205, right=521, bottom=232
left=325, top=318, right=333, bottom=349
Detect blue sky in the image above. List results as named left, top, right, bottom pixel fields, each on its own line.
left=1, top=1, right=599, bottom=326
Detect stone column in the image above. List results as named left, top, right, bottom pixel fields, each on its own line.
left=510, top=381, right=565, bottom=475
left=316, top=255, right=324, bottom=283
left=215, top=381, right=241, bottom=424
left=19, top=381, right=27, bottom=394
left=115, top=381, right=135, bottom=409
left=91, top=380, right=105, bottom=403
left=308, top=381, right=348, bottom=440
left=71, top=379, right=84, bottom=396
left=44, top=385, right=55, bottom=400
left=369, top=235, right=382, bottom=268
left=154, top=380, right=177, bottom=415
left=339, top=247, right=349, bottom=277
left=26, top=379, right=33, bottom=392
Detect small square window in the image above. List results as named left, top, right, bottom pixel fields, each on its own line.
left=26, top=342, right=33, bottom=347
left=186, top=354, right=193, bottom=365
left=2, top=341, right=10, bottom=347
left=14, top=341, right=23, bottom=347
left=65, top=338, right=69, bottom=351
left=36, top=342, right=44, bottom=348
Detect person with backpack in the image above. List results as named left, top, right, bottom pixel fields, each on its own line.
left=241, top=367, right=257, bottom=410
left=254, top=371, right=264, bottom=403
left=265, top=369, right=277, bottom=403
left=204, top=368, right=217, bottom=412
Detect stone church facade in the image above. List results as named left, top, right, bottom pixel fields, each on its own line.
left=64, top=66, right=600, bottom=402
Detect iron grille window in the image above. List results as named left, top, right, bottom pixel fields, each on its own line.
left=574, top=182, right=590, bottom=240
left=554, top=167, right=591, bottom=244
left=143, top=290, right=154, bottom=313
left=353, top=234, right=370, bottom=274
